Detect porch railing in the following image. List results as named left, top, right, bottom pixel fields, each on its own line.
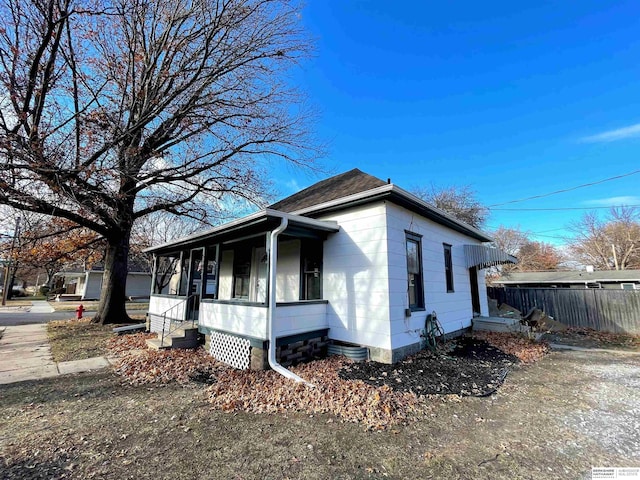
left=158, top=295, right=197, bottom=347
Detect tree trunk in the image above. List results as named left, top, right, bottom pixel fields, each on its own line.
left=93, top=231, right=132, bottom=325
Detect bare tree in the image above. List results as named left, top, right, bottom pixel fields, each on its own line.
left=129, top=211, right=205, bottom=291
left=0, top=0, right=317, bottom=323
left=412, top=184, right=488, bottom=229
left=569, top=207, right=640, bottom=270
left=490, top=226, right=563, bottom=273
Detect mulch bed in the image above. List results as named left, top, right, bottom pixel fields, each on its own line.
left=339, top=337, right=519, bottom=397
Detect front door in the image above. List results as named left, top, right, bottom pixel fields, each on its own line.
left=469, top=267, right=481, bottom=316
left=187, top=248, right=203, bottom=321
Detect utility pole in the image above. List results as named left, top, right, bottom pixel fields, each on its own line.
left=611, top=243, right=619, bottom=271
left=1, top=217, right=21, bottom=306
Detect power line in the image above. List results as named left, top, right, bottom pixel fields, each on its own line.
left=489, top=204, right=640, bottom=211
left=488, top=168, right=640, bottom=207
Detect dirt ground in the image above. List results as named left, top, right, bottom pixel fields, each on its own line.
left=1, top=347, right=638, bottom=480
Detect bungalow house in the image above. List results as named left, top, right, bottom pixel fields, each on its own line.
left=493, top=270, right=640, bottom=290
left=145, top=169, right=515, bottom=373
left=52, top=266, right=152, bottom=301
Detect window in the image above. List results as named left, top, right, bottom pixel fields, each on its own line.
left=621, top=283, right=636, bottom=290
left=203, top=246, right=218, bottom=298
left=406, top=232, right=424, bottom=310
left=443, top=244, right=454, bottom=293
left=301, top=240, right=322, bottom=300
left=232, top=248, right=251, bottom=299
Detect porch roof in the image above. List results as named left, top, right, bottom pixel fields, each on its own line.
left=145, top=209, right=339, bottom=255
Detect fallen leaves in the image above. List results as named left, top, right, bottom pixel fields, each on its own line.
left=107, top=332, right=544, bottom=430
left=473, top=332, right=549, bottom=364
left=111, top=348, right=224, bottom=385
left=207, top=356, right=426, bottom=430
left=565, top=327, right=640, bottom=348
left=107, top=333, right=223, bottom=385
left=107, top=332, right=156, bottom=355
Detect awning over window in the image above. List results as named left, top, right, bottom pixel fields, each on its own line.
left=464, top=244, right=517, bottom=269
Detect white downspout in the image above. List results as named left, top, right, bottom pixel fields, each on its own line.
left=267, top=216, right=314, bottom=386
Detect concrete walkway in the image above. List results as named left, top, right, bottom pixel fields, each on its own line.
left=0, top=324, right=114, bottom=385
left=29, top=300, right=55, bottom=313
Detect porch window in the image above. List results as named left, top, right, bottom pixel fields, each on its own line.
left=203, top=246, right=218, bottom=298
left=178, top=253, right=189, bottom=296
left=301, top=240, right=322, bottom=300
left=406, top=232, right=424, bottom=310
left=233, top=248, right=251, bottom=299
left=153, top=254, right=180, bottom=294
left=443, top=243, right=454, bottom=293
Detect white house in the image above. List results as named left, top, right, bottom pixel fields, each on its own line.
left=145, top=169, right=515, bottom=370
left=53, top=268, right=152, bottom=301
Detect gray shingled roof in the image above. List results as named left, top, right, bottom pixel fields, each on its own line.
left=495, top=270, right=640, bottom=284
left=269, top=168, right=386, bottom=213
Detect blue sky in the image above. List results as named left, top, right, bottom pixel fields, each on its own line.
left=272, top=1, right=640, bottom=246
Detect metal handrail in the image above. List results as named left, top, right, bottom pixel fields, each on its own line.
left=158, top=294, right=197, bottom=347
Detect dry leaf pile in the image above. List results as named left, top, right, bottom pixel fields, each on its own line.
left=112, top=347, right=224, bottom=385
left=473, top=332, right=549, bottom=364
left=208, top=356, right=425, bottom=430
left=566, top=327, right=640, bottom=348
left=107, top=333, right=223, bottom=385
left=107, top=332, right=156, bottom=354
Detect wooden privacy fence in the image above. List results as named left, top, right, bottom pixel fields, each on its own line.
left=487, top=287, right=640, bottom=335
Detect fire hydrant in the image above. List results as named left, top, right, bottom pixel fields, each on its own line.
left=76, top=304, right=84, bottom=320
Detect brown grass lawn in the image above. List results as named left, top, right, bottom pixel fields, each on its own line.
left=47, top=319, right=114, bottom=362
left=1, top=299, right=34, bottom=307
left=50, top=301, right=149, bottom=312
left=1, top=348, right=638, bottom=480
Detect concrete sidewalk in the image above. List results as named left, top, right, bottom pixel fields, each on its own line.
left=0, top=324, right=114, bottom=385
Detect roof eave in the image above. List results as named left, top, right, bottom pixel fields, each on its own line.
left=144, top=209, right=339, bottom=255
left=289, top=184, right=493, bottom=242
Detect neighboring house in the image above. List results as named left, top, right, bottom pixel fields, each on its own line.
left=145, top=169, right=515, bottom=369
left=53, top=266, right=152, bottom=300
left=493, top=270, right=640, bottom=290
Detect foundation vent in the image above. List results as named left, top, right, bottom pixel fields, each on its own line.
left=209, top=331, right=250, bottom=370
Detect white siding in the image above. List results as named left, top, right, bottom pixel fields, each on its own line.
left=148, top=295, right=188, bottom=332
left=276, top=240, right=300, bottom=302
left=318, top=203, right=392, bottom=350
left=385, top=202, right=485, bottom=350
left=273, top=302, right=328, bottom=337
left=478, top=269, right=489, bottom=316
left=83, top=272, right=101, bottom=300
left=125, top=273, right=152, bottom=297
left=200, top=301, right=268, bottom=339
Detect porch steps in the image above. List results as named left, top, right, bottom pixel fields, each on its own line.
left=146, top=326, right=200, bottom=350
left=472, top=316, right=527, bottom=334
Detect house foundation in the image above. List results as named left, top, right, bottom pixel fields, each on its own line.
left=203, top=328, right=329, bottom=371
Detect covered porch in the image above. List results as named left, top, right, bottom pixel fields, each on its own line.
left=145, top=209, right=339, bottom=369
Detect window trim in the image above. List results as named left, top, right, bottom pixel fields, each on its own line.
left=231, top=246, right=252, bottom=300
left=300, top=239, right=323, bottom=300
left=405, top=231, right=425, bottom=311
left=443, top=243, right=454, bottom=293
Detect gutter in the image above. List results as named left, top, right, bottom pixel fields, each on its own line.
left=266, top=215, right=314, bottom=386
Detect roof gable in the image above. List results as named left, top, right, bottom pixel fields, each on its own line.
left=270, top=168, right=386, bottom=213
